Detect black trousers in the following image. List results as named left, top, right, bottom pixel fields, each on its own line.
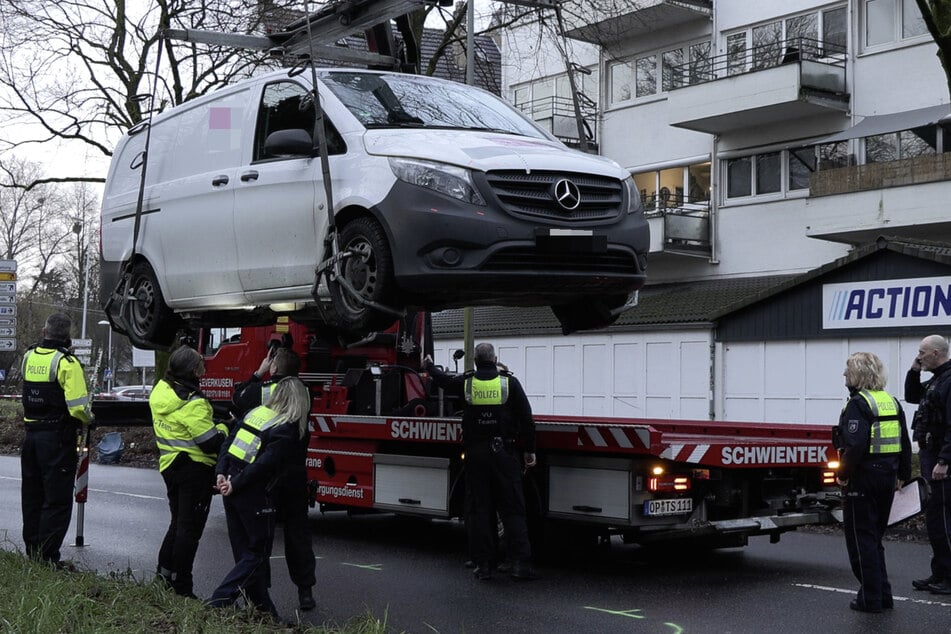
left=273, top=465, right=316, bottom=588
left=208, top=487, right=277, bottom=616
left=20, top=428, right=78, bottom=563
left=920, top=450, right=951, bottom=579
left=843, top=464, right=897, bottom=609
left=465, top=442, right=531, bottom=568
left=158, top=455, right=214, bottom=596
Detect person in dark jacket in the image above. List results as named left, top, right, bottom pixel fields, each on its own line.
left=905, top=334, right=951, bottom=594
left=836, top=351, right=912, bottom=613
left=231, top=345, right=317, bottom=611
left=150, top=345, right=228, bottom=598
left=207, top=377, right=311, bottom=618
left=20, top=312, right=92, bottom=566
left=426, top=343, right=537, bottom=581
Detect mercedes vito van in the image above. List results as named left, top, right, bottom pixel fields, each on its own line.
left=100, top=68, right=649, bottom=349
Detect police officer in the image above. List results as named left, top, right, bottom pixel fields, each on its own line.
left=150, top=345, right=228, bottom=598
left=836, top=352, right=911, bottom=613
left=208, top=377, right=311, bottom=618
left=232, top=345, right=316, bottom=611
left=905, top=334, right=951, bottom=594
left=20, top=313, right=92, bottom=566
left=426, top=343, right=537, bottom=580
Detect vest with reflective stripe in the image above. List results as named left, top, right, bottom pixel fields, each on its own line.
left=464, top=376, right=509, bottom=406
left=21, top=347, right=68, bottom=423
left=228, top=405, right=285, bottom=465
left=858, top=389, right=902, bottom=454
left=261, top=383, right=274, bottom=405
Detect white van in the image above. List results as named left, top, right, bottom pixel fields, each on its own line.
left=100, top=68, right=649, bottom=349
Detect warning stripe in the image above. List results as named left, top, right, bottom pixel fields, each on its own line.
left=660, top=443, right=711, bottom=463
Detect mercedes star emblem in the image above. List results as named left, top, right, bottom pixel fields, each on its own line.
left=553, top=178, right=581, bottom=211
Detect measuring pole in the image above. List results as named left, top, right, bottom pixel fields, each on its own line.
left=73, top=425, right=91, bottom=547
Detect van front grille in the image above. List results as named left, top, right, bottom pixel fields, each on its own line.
left=484, top=171, right=623, bottom=222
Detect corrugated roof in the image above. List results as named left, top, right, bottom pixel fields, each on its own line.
left=430, top=237, right=951, bottom=338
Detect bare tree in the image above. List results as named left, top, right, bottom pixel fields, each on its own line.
left=0, top=0, right=302, bottom=190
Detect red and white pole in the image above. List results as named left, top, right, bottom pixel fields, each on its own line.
left=73, top=427, right=90, bottom=547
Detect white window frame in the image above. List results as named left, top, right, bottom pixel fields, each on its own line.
left=863, top=0, right=928, bottom=50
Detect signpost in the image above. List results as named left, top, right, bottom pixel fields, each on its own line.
left=0, top=260, right=15, bottom=351
left=72, top=337, right=92, bottom=365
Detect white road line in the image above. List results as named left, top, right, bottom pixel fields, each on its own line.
left=792, top=583, right=951, bottom=607
left=0, top=475, right=163, bottom=501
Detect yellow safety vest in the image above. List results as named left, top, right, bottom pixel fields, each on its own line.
left=463, top=375, right=509, bottom=405
left=228, top=405, right=285, bottom=464
left=21, top=346, right=91, bottom=425
left=150, top=380, right=224, bottom=472
left=858, top=390, right=902, bottom=454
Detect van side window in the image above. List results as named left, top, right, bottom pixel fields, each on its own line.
left=253, top=81, right=345, bottom=161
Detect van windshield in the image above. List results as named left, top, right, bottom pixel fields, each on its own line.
left=320, top=71, right=549, bottom=139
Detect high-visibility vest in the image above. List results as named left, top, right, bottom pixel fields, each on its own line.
left=150, top=380, right=221, bottom=471
left=858, top=390, right=902, bottom=454
left=261, top=383, right=274, bottom=405
left=21, top=346, right=90, bottom=425
left=463, top=375, right=509, bottom=406
left=228, top=405, right=285, bottom=464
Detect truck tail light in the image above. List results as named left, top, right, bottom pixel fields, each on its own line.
left=821, top=470, right=837, bottom=486
left=649, top=475, right=691, bottom=492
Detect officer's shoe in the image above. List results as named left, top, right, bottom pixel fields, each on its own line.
left=473, top=565, right=493, bottom=580
left=849, top=599, right=882, bottom=613
left=926, top=579, right=951, bottom=595
left=510, top=562, right=538, bottom=581
left=913, top=574, right=943, bottom=590
left=298, top=586, right=316, bottom=611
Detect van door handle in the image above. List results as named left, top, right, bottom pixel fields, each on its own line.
left=240, top=170, right=259, bottom=182
left=211, top=175, right=229, bottom=186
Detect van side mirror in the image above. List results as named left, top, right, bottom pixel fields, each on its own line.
left=264, top=129, right=314, bottom=157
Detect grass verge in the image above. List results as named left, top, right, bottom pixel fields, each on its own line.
left=0, top=546, right=389, bottom=633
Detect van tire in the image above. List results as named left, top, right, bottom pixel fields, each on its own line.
left=328, top=217, right=397, bottom=332
left=124, top=261, right=179, bottom=348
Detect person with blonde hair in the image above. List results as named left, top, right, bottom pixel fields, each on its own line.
left=835, top=352, right=911, bottom=613
left=207, top=376, right=312, bottom=618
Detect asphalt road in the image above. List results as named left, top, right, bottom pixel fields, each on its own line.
left=0, top=455, right=949, bottom=633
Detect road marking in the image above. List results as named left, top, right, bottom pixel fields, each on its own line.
left=342, top=562, right=383, bottom=571
left=792, top=583, right=951, bottom=607
left=583, top=607, right=645, bottom=619
left=0, top=476, right=163, bottom=501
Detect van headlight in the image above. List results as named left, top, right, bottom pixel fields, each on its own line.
left=623, top=176, right=643, bottom=214
left=388, top=157, right=486, bottom=206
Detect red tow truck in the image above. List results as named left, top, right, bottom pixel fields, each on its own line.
left=185, top=314, right=839, bottom=549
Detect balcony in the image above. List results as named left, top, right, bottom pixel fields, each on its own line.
left=644, top=194, right=712, bottom=257
left=561, top=0, right=712, bottom=45
left=805, top=153, right=951, bottom=244
left=516, top=94, right=598, bottom=151
left=667, top=37, right=849, bottom=134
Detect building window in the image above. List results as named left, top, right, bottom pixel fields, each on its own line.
left=608, top=41, right=711, bottom=103
left=633, top=162, right=711, bottom=212
left=725, top=143, right=847, bottom=199
left=726, top=4, right=847, bottom=72
left=865, top=0, right=927, bottom=48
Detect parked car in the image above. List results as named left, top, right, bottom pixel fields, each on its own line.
left=99, top=385, right=153, bottom=401
left=99, top=68, right=650, bottom=349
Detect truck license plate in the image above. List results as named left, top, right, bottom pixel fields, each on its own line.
left=644, top=498, right=693, bottom=517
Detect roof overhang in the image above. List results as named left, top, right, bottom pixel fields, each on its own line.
left=819, top=104, right=951, bottom=143
left=563, top=0, right=712, bottom=45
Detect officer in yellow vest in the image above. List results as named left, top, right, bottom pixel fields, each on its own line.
left=20, top=312, right=91, bottom=565
left=427, top=342, right=537, bottom=581
left=208, top=377, right=311, bottom=619
left=836, top=351, right=911, bottom=613
left=150, top=345, right=228, bottom=598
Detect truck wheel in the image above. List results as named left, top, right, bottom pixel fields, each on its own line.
left=328, top=217, right=398, bottom=332
left=124, top=261, right=179, bottom=348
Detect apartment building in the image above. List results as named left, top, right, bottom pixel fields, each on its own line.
left=431, top=0, right=951, bottom=425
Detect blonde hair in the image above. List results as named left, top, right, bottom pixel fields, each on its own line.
left=264, top=376, right=311, bottom=439
left=845, top=352, right=887, bottom=391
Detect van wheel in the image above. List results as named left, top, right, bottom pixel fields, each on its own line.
left=551, top=293, right=627, bottom=335
left=124, top=262, right=179, bottom=348
left=328, top=217, right=397, bottom=332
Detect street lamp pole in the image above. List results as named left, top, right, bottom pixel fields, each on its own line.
left=72, top=222, right=91, bottom=339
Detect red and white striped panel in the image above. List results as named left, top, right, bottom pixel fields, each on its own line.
left=660, top=443, right=711, bottom=464
left=538, top=421, right=652, bottom=452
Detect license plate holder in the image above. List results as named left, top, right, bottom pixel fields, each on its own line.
left=644, top=498, right=693, bottom=517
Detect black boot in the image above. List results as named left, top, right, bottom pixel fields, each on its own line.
left=298, top=586, right=316, bottom=611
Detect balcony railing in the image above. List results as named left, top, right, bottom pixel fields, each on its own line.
left=669, top=36, right=846, bottom=91
left=810, top=152, right=951, bottom=197
left=516, top=94, right=598, bottom=146
left=644, top=193, right=711, bottom=254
